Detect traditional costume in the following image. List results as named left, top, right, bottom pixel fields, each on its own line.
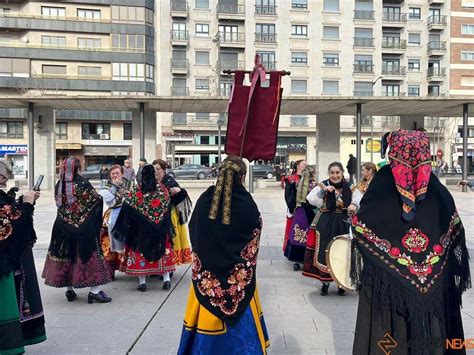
left=351, top=130, right=471, bottom=354
left=0, top=187, right=46, bottom=354
left=99, top=178, right=133, bottom=277
left=43, top=157, right=112, bottom=303
left=283, top=169, right=315, bottom=270
left=178, top=160, right=270, bottom=354
left=113, top=165, right=174, bottom=290
left=350, top=178, right=371, bottom=212
left=282, top=173, right=299, bottom=256
left=303, top=178, right=352, bottom=293
left=162, top=173, right=192, bottom=265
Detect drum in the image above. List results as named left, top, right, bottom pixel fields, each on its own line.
left=325, top=234, right=355, bottom=291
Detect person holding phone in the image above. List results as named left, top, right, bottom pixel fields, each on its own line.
left=0, top=161, right=47, bottom=354
left=42, top=157, right=112, bottom=304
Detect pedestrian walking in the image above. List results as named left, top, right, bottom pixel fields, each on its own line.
left=346, top=154, right=357, bottom=185
left=0, top=162, right=46, bottom=354
left=303, top=162, right=352, bottom=296
left=113, top=164, right=174, bottom=292
left=42, top=157, right=112, bottom=303
left=178, top=156, right=270, bottom=354
left=351, top=130, right=471, bottom=354
left=136, top=158, right=147, bottom=185
left=123, top=159, right=136, bottom=181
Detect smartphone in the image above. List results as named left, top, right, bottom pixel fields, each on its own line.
left=33, top=175, right=44, bottom=191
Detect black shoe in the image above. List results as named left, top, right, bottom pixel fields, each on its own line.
left=65, top=290, right=77, bottom=302
left=163, top=281, right=171, bottom=290
left=137, top=283, right=147, bottom=292
left=88, top=291, right=112, bottom=304
left=111, top=271, right=116, bottom=281
left=169, top=272, right=174, bottom=279
left=320, top=283, right=329, bottom=296
left=338, top=288, right=346, bottom=296
left=293, top=263, right=301, bottom=271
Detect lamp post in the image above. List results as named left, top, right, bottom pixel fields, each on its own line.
left=212, top=32, right=224, bottom=164
left=370, top=75, right=383, bottom=162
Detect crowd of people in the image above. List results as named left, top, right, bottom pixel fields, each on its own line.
left=0, top=129, right=471, bottom=354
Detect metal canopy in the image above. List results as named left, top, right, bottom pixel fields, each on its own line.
left=1, top=96, right=474, bottom=116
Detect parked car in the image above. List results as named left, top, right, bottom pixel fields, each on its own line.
left=81, top=164, right=112, bottom=180
left=252, top=164, right=275, bottom=179
left=167, top=164, right=213, bottom=180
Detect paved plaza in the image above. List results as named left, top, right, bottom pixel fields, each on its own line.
left=23, top=185, right=474, bottom=355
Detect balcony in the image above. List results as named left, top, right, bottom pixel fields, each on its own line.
left=220, top=60, right=245, bottom=70
left=255, top=5, right=276, bottom=15
left=172, top=113, right=187, bottom=125
left=427, top=41, right=446, bottom=55
left=261, top=61, right=277, bottom=70
left=219, top=32, right=246, bottom=48
left=217, top=3, right=246, bottom=21
left=428, top=15, right=447, bottom=30
left=170, top=30, right=189, bottom=46
left=428, top=0, right=445, bottom=4
left=427, top=91, right=445, bottom=97
left=382, top=12, right=407, bottom=25
left=255, top=33, right=277, bottom=43
left=170, top=1, right=188, bottom=18
left=354, top=37, right=374, bottom=47
left=353, top=90, right=373, bottom=96
left=170, top=58, right=189, bottom=74
left=353, top=61, right=374, bottom=73
left=171, top=86, right=189, bottom=96
left=427, top=67, right=446, bottom=81
left=353, top=10, right=375, bottom=20
left=381, top=91, right=406, bottom=97
left=382, top=65, right=406, bottom=76
left=382, top=38, right=406, bottom=50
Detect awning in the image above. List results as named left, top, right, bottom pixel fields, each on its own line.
left=83, top=146, right=130, bottom=156
left=174, top=144, right=219, bottom=155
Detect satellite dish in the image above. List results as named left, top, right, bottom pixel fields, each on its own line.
left=21, top=36, right=29, bottom=43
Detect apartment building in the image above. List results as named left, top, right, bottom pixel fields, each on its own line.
left=0, top=1, right=155, bottom=172
left=157, top=0, right=450, bottom=167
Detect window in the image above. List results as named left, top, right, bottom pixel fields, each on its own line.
left=112, top=63, right=146, bottom=81
left=323, top=0, right=339, bottom=12
left=256, top=24, right=276, bottom=42
left=195, top=51, right=210, bottom=65
left=77, top=8, right=101, bottom=20
left=196, top=113, right=210, bottom=120
left=408, top=33, right=421, bottom=45
left=55, top=122, right=68, bottom=140
left=382, top=84, right=400, bottom=96
left=408, top=85, right=420, bottom=97
left=196, top=79, right=209, bottom=91
left=0, top=58, right=29, bottom=77
left=82, top=123, right=111, bottom=140
left=461, top=24, right=474, bottom=35
left=408, top=58, right=421, bottom=71
left=257, top=51, right=276, bottom=69
left=196, top=0, right=209, bottom=9
left=428, top=85, right=440, bottom=96
left=354, top=82, right=373, bottom=96
left=323, top=26, right=339, bottom=40
left=41, top=36, right=66, bottom=46
left=78, top=66, right=102, bottom=76
left=42, top=65, right=67, bottom=75
left=219, top=25, right=240, bottom=42
left=195, top=24, right=209, bottom=36
left=323, top=80, right=339, bottom=94
left=461, top=51, right=474, bottom=60
left=409, top=7, right=421, bottom=19
left=111, top=6, right=146, bottom=23
left=292, top=0, right=308, bottom=9
left=291, top=25, right=308, bottom=37
left=77, top=38, right=101, bottom=48
left=41, top=6, right=65, bottom=17
left=290, top=116, right=308, bottom=126
left=323, top=53, right=339, bottom=66
left=291, top=80, right=307, bottom=94
left=145, top=64, right=154, bottom=82
left=351, top=139, right=364, bottom=145
left=291, top=52, right=308, bottom=64
left=111, top=34, right=145, bottom=51
left=0, top=122, right=23, bottom=139
left=0, top=8, right=11, bottom=14
left=123, top=123, right=132, bottom=140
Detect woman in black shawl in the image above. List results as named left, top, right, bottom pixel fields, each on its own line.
left=113, top=164, right=173, bottom=292
left=42, top=157, right=112, bottom=303
left=351, top=130, right=471, bottom=354
left=0, top=163, right=46, bottom=354
left=178, top=156, right=270, bottom=354
left=303, top=161, right=352, bottom=296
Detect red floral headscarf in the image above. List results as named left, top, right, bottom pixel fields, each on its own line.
left=386, top=130, right=432, bottom=221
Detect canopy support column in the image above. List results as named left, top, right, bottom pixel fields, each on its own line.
left=27, top=102, right=34, bottom=189
left=462, top=104, right=469, bottom=192
left=356, top=103, right=362, bottom=181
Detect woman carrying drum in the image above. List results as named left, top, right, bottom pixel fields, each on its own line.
left=347, top=162, right=377, bottom=214
left=303, top=162, right=352, bottom=296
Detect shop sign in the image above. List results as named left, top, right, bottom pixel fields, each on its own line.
left=366, top=139, right=381, bottom=153
left=0, top=145, right=28, bottom=155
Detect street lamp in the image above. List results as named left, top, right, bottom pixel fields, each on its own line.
left=212, top=32, right=224, bottom=164
left=370, top=75, right=383, bottom=162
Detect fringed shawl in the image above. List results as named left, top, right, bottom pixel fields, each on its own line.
left=162, top=173, right=192, bottom=224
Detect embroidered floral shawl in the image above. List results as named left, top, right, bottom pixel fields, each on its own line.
left=190, top=184, right=262, bottom=322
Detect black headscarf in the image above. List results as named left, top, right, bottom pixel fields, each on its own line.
left=190, top=162, right=262, bottom=322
